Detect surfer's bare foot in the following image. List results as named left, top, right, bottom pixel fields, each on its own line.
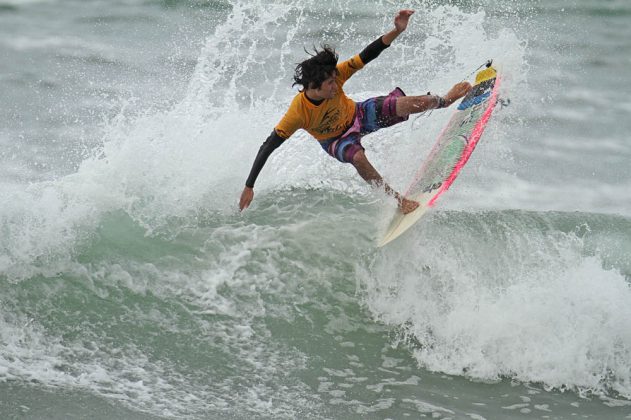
left=444, top=81, right=472, bottom=106
left=398, top=197, right=420, bottom=214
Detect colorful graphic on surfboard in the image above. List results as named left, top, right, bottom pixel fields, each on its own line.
left=379, top=62, right=501, bottom=247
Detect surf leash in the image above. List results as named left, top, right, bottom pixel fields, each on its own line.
left=462, top=59, right=493, bottom=82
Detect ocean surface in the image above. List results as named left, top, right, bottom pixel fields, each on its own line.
left=1, top=0, right=631, bottom=418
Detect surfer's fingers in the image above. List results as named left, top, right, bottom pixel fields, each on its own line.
left=397, top=10, right=414, bottom=21
left=239, top=188, right=254, bottom=211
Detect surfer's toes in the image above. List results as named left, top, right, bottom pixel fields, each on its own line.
left=445, top=81, right=472, bottom=105
left=399, top=199, right=420, bottom=214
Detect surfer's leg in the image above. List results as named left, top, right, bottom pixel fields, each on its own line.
left=395, top=82, right=473, bottom=117
left=395, top=95, right=442, bottom=116
left=351, top=150, right=419, bottom=214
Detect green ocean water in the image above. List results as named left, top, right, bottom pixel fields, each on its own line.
left=1, top=0, right=631, bottom=418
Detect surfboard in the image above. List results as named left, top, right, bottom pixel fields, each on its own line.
left=378, top=63, right=501, bottom=247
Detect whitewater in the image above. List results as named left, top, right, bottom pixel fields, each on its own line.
left=1, top=0, right=630, bottom=418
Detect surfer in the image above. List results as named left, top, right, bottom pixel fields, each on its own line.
left=239, top=9, right=472, bottom=214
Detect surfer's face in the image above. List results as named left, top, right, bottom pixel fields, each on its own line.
left=315, top=75, right=337, bottom=99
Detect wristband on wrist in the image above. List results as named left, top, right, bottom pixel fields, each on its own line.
left=436, top=96, right=447, bottom=109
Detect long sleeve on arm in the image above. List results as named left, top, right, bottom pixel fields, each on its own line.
left=359, top=36, right=390, bottom=65
left=245, top=130, right=285, bottom=188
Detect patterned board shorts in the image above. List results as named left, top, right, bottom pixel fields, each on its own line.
left=320, top=87, right=409, bottom=163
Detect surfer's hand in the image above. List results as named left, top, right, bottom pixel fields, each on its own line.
left=239, top=186, right=254, bottom=211
left=444, top=81, right=472, bottom=106
left=398, top=197, right=420, bottom=215
left=394, top=10, right=414, bottom=33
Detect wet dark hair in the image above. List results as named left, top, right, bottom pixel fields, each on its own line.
left=292, top=45, right=339, bottom=91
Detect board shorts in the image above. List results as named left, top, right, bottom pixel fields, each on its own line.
left=320, top=87, right=409, bottom=163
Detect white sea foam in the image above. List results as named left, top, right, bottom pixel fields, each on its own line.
left=361, top=216, right=631, bottom=399
left=0, top=247, right=320, bottom=418
left=0, top=307, right=191, bottom=415
left=0, top=3, right=359, bottom=416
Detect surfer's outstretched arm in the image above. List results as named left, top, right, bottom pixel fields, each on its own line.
left=239, top=130, right=285, bottom=211
left=356, top=10, right=414, bottom=67
left=384, top=10, right=414, bottom=44
left=351, top=150, right=419, bottom=214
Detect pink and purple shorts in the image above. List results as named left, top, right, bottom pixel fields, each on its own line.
left=320, top=87, right=409, bottom=163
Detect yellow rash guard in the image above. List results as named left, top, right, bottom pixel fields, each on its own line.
left=274, top=54, right=365, bottom=141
